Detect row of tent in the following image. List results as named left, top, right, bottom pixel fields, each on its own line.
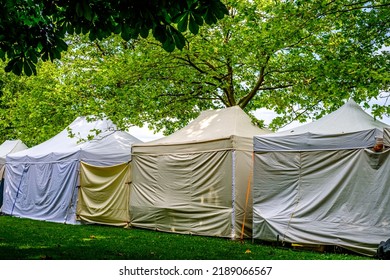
left=0, top=100, right=389, bottom=256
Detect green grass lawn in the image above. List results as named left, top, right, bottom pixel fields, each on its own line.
left=0, top=215, right=372, bottom=260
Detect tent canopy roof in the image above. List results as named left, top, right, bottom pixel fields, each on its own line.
left=135, top=106, right=270, bottom=147
left=276, top=99, right=388, bottom=136
left=7, top=116, right=141, bottom=164
left=0, top=140, right=28, bottom=165
left=0, top=140, right=27, bottom=159
left=254, top=100, right=390, bottom=151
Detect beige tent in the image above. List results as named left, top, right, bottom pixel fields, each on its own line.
left=77, top=161, right=132, bottom=227
left=130, top=106, right=270, bottom=238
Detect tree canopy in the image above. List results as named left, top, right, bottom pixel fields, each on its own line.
left=1, top=0, right=389, bottom=145
left=0, top=0, right=228, bottom=76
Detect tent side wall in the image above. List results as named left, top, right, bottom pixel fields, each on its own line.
left=253, top=149, right=390, bottom=256
left=2, top=160, right=80, bottom=224
left=76, top=162, right=131, bottom=227
left=130, top=147, right=234, bottom=237
left=130, top=136, right=255, bottom=239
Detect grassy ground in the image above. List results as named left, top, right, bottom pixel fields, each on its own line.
left=0, top=215, right=372, bottom=260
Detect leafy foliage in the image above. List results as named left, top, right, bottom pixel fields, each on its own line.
left=0, top=0, right=228, bottom=75
left=68, top=0, right=388, bottom=132
left=1, top=1, right=389, bottom=145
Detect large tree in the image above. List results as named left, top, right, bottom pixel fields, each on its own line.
left=0, top=0, right=227, bottom=76
left=1, top=0, right=389, bottom=145
left=79, top=0, right=389, bottom=132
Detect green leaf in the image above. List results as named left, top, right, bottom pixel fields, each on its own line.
left=4, top=59, right=17, bottom=73
left=192, top=13, right=204, bottom=26
left=23, top=60, right=33, bottom=76
left=189, top=15, right=199, bottom=35
left=177, top=13, right=189, bottom=32
left=171, top=13, right=187, bottom=24
left=213, top=2, right=229, bottom=19
left=89, top=30, right=97, bottom=41
left=12, top=60, right=23, bottom=76
left=57, top=39, right=68, bottom=52
left=204, top=9, right=218, bottom=25
left=152, top=25, right=167, bottom=43
left=162, top=36, right=175, bottom=52
left=66, top=22, right=74, bottom=34
left=172, top=31, right=186, bottom=50
left=52, top=48, right=61, bottom=60
left=82, top=0, right=93, bottom=21
left=29, top=51, right=38, bottom=64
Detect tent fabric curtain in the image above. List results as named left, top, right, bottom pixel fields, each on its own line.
left=76, top=162, right=131, bottom=227
left=253, top=148, right=390, bottom=256
left=252, top=100, right=390, bottom=256
left=2, top=161, right=79, bottom=224
left=130, top=106, right=270, bottom=239
left=130, top=150, right=234, bottom=237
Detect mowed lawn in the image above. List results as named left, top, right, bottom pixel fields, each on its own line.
left=0, top=215, right=371, bottom=260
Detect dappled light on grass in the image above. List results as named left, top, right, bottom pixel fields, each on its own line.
left=82, top=235, right=108, bottom=241
left=0, top=216, right=371, bottom=260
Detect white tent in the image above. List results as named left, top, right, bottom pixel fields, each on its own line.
left=1, top=140, right=27, bottom=209
left=130, top=106, right=270, bottom=238
left=2, top=117, right=141, bottom=225
left=252, top=100, right=390, bottom=256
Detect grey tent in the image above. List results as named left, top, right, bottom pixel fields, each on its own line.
left=130, top=106, right=270, bottom=238
left=0, top=140, right=27, bottom=209
left=252, top=100, right=390, bottom=256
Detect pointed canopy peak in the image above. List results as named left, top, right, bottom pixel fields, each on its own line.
left=0, top=140, right=28, bottom=158
left=7, top=116, right=118, bottom=159
left=277, top=99, right=389, bottom=136
left=148, top=106, right=269, bottom=145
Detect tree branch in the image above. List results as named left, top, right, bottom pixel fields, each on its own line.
left=238, top=55, right=271, bottom=108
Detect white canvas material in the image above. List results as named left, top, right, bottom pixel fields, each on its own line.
left=252, top=100, right=390, bottom=256
left=2, top=117, right=141, bottom=224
